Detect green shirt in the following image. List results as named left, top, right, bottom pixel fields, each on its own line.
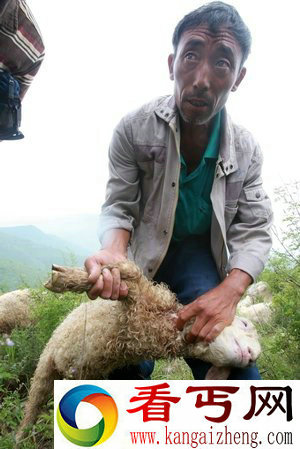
left=172, top=110, right=221, bottom=242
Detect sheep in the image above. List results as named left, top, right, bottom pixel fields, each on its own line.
left=247, top=281, right=273, bottom=303
left=0, top=289, right=32, bottom=333
left=237, top=281, right=273, bottom=324
left=16, top=260, right=261, bottom=442
left=0, top=275, right=272, bottom=334
left=237, top=302, right=273, bottom=324
left=237, top=281, right=273, bottom=309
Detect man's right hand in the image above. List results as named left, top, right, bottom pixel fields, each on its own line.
left=84, top=249, right=128, bottom=300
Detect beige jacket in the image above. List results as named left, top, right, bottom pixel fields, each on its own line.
left=99, top=96, right=273, bottom=281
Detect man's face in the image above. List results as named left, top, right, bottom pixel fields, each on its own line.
left=168, top=25, right=246, bottom=126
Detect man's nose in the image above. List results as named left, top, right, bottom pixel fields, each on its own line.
left=192, top=62, right=211, bottom=91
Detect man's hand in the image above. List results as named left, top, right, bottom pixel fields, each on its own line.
left=176, top=269, right=252, bottom=343
left=84, top=228, right=130, bottom=300
left=84, top=250, right=128, bottom=300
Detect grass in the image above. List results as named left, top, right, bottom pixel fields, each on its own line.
left=153, top=358, right=193, bottom=380
left=0, top=276, right=299, bottom=448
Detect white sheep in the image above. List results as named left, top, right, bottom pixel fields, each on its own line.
left=246, top=281, right=273, bottom=303
left=237, top=281, right=273, bottom=324
left=16, top=260, right=261, bottom=442
left=0, top=289, right=32, bottom=333
left=237, top=303, right=273, bottom=324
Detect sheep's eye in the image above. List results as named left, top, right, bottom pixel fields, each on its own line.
left=241, top=320, right=248, bottom=328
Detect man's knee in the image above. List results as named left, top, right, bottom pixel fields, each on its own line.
left=108, top=360, right=155, bottom=380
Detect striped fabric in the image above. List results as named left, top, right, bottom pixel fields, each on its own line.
left=0, top=0, right=44, bottom=99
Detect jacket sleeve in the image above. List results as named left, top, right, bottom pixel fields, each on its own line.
left=0, top=0, right=45, bottom=99
left=226, top=143, right=273, bottom=281
left=98, top=117, right=141, bottom=245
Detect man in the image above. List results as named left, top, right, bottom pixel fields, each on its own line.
left=0, top=0, right=45, bottom=139
left=85, top=1, right=273, bottom=380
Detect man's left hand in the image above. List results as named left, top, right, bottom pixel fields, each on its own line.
left=176, top=269, right=252, bottom=343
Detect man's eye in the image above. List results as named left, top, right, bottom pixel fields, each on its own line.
left=184, top=52, right=197, bottom=61
left=216, top=59, right=230, bottom=68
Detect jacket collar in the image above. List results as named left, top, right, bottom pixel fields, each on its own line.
left=154, top=95, right=177, bottom=123
left=217, top=108, right=238, bottom=177
left=155, top=95, right=238, bottom=177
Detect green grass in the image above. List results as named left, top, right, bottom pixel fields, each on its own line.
left=0, top=269, right=299, bottom=448
left=0, top=288, right=86, bottom=449
left=153, top=358, right=193, bottom=380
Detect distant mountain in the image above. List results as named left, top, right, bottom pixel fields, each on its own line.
left=34, top=214, right=100, bottom=253
left=0, top=225, right=91, bottom=291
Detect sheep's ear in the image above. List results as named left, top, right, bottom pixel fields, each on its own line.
left=205, top=366, right=231, bottom=380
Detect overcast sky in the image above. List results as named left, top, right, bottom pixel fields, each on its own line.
left=0, top=0, right=299, bottom=227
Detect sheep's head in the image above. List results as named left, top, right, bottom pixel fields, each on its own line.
left=188, top=317, right=261, bottom=368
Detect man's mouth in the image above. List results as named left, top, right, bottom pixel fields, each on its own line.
left=188, top=98, right=209, bottom=108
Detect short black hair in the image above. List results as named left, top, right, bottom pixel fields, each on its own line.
left=172, top=1, right=252, bottom=66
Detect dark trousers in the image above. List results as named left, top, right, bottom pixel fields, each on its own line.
left=109, top=235, right=261, bottom=380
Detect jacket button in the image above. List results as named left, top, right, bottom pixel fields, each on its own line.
left=230, top=164, right=233, bottom=169
left=148, top=268, right=153, bottom=273
left=171, top=182, right=176, bottom=187
left=163, top=230, right=168, bottom=235
left=256, top=192, right=261, bottom=199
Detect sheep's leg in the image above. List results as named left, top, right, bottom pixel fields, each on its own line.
left=44, top=261, right=143, bottom=294
left=16, top=350, right=60, bottom=445
left=44, top=265, right=92, bottom=293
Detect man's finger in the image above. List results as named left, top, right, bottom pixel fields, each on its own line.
left=201, top=322, right=225, bottom=343
left=85, top=258, right=102, bottom=283
left=119, top=280, right=128, bottom=298
left=111, top=268, right=121, bottom=300
left=176, top=303, right=194, bottom=331
left=87, top=275, right=104, bottom=300
left=101, top=268, right=113, bottom=298
left=185, top=316, right=207, bottom=343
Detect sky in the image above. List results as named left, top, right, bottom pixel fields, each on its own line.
left=0, top=0, right=299, bottom=228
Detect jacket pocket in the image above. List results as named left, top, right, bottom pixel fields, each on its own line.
left=244, top=187, right=266, bottom=202
left=244, top=187, right=272, bottom=219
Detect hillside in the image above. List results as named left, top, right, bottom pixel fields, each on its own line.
left=0, top=226, right=90, bottom=291
left=35, top=214, right=100, bottom=253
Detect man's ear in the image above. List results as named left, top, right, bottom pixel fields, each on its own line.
left=168, top=54, right=174, bottom=81
left=231, top=66, right=246, bottom=92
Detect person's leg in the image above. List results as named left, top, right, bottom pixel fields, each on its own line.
left=154, top=235, right=219, bottom=379
left=185, top=359, right=262, bottom=380
left=108, top=360, right=155, bottom=380
left=154, top=235, right=220, bottom=305
left=228, top=364, right=261, bottom=380
left=155, top=235, right=261, bottom=380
